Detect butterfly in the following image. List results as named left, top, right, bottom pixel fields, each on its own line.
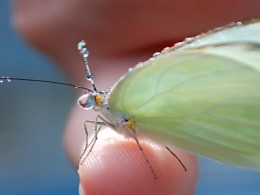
left=77, top=19, right=260, bottom=176
left=2, top=19, right=260, bottom=178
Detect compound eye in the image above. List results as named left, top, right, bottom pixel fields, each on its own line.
left=77, top=94, right=96, bottom=110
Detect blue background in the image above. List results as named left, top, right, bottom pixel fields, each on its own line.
left=0, top=1, right=78, bottom=194
left=1, top=1, right=260, bottom=194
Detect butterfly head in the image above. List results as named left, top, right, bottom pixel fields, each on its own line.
left=77, top=40, right=111, bottom=112
left=77, top=90, right=109, bottom=111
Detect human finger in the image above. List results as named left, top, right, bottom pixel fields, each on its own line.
left=78, top=128, right=198, bottom=195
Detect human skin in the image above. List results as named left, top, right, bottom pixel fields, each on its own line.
left=11, top=0, right=260, bottom=194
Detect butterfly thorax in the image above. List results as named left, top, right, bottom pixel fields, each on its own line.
left=78, top=89, right=128, bottom=129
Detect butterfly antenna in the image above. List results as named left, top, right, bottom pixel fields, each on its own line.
left=165, top=146, right=187, bottom=171
left=78, top=40, right=97, bottom=91
left=0, top=76, right=91, bottom=91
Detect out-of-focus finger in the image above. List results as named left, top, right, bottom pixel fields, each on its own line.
left=78, top=128, right=198, bottom=195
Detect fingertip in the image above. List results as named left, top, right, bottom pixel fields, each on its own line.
left=78, top=129, right=198, bottom=195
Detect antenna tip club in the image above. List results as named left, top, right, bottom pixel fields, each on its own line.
left=77, top=40, right=86, bottom=50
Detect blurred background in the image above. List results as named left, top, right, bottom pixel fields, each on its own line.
left=0, top=1, right=78, bottom=194
left=0, top=1, right=260, bottom=194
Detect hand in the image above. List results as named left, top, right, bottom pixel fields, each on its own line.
left=11, top=0, right=259, bottom=194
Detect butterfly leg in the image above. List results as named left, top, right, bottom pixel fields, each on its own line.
left=80, top=115, right=104, bottom=164
left=80, top=114, right=116, bottom=164
left=79, top=120, right=90, bottom=160
left=128, top=129, right=157, bottom=179
left=165, top=146, right=187, bottom=171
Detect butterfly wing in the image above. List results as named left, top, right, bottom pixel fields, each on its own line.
left=108, top=20, right=260, bottom=169
left=169, top=18, right=260, bottom=51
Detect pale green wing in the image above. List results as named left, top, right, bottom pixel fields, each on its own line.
left=108, top=43, right=260, bottom=168
left=166, top=18, right=260, bottom=51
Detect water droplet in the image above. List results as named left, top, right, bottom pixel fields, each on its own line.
left=184, top=37, right=193, bottom=42
left=86, top=74, right=94, bottom=81
left=128, top=68, right=133, bottom=72
left=149, top=57, right=155, bottom=61
left=80, top=48, right=89, bottom=57
left=0, top=80, right=3, bottom=83
left=83, top=50, right=90, bottom=58
left=174, top=42, right=183, bottom=47
left=136, top=62, right=143, bottom=68
left=78, top=40, right=86, bottom=50
left=84, top=53, right=89, bottom=59
left=161, top=47, right=170, bottom=54
left=152, top=52, right=161, bottom=57
left=4, top=77, right=11, bottom=82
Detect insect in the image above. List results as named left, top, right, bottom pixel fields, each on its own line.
left=77, top=19, right=260, bottom=175
left=1, top=19, right=260, bottom=179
